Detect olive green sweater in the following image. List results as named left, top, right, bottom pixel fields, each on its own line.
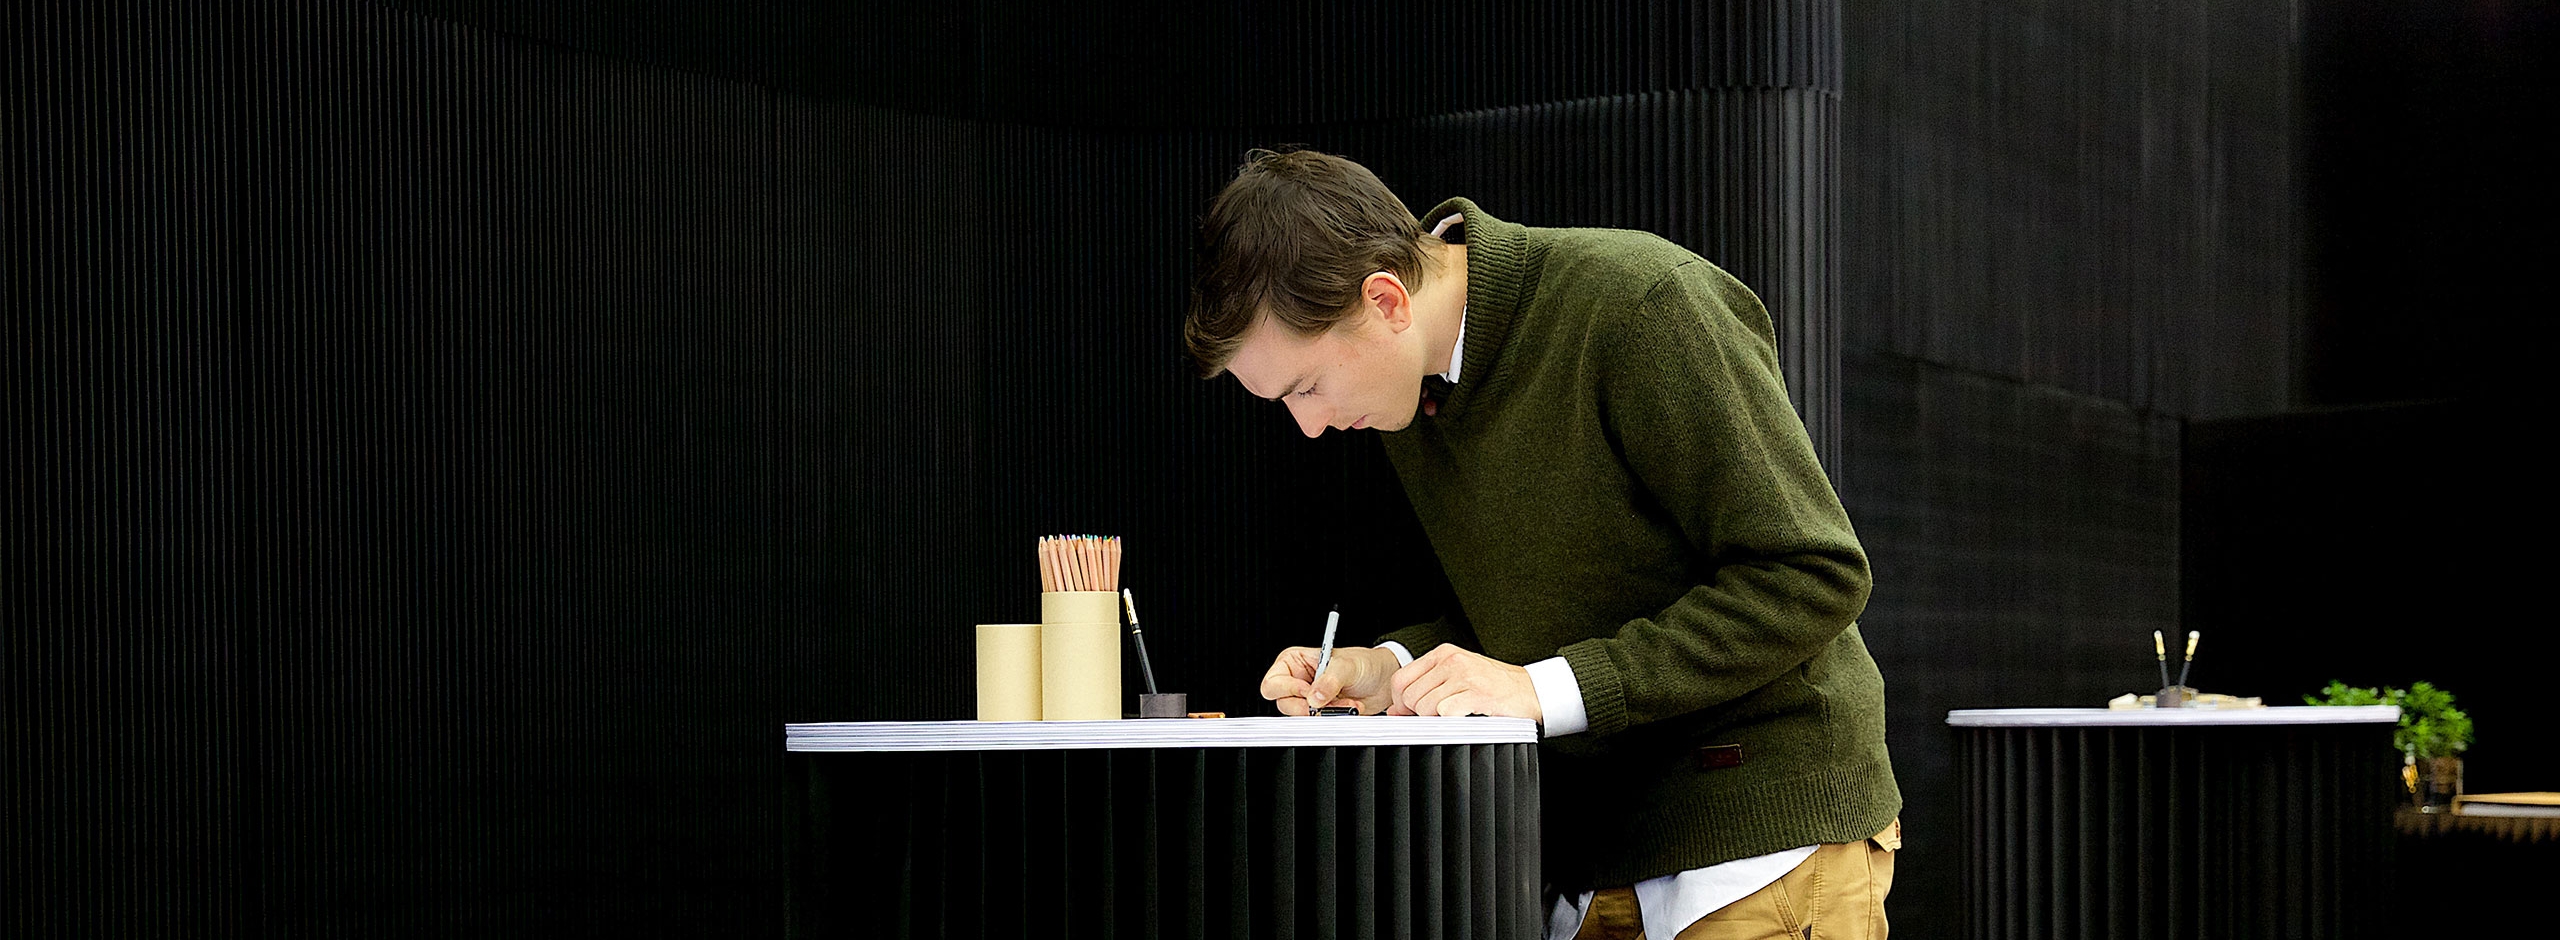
left=1379, top=199, right=1901, bottom=892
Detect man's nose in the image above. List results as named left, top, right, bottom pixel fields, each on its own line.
left=1286, top=399, right=1328, bottom=438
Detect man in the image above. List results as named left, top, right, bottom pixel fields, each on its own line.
left=1184, top=148, right=1901, bottom=940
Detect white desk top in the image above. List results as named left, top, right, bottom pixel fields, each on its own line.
left=785, top=715, right=1542, bottom=752
left=1945, top=705, right=2400, bottom=727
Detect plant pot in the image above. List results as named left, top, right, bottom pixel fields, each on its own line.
left=2409, top=755, right=2463, bottom=812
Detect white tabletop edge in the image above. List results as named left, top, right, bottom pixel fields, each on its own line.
left=784, top=715, right=1541, bottom=751
left=1945, top=705, right=2401, bottom=727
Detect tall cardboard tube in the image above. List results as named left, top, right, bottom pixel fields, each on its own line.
left=1040, top=591, right=1123, bottom=721
left=1040, top=590, right=1119, bottom=626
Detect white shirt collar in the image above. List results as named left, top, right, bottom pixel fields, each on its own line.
left=1441, top=307, right=1468, bottom=386
left=1428, top=212, right=1468, bottom=386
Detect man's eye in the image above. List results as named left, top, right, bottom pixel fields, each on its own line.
left=1295, top=385, right=1316, bottom=397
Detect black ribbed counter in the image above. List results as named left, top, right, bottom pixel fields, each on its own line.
left=1946, top=706, right=2402, bottom=940
left=784, top=717, right=1542, bottom=939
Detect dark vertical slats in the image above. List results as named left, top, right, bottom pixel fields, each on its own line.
left=242, top=0, right=782, bottom=930
left=1346, top=746, right=1377, bottom=940
left=9, top=0, right=830, bottom=935
left=2133, top=731, right=2162, bottom=940
left=1308, top=746, right=1336, bottom=938
left=789, top=743, right=1537, bottom=938
left=1958, top=722, right=2399, bottom=939
left=1096, top=750, right=1120, bottom=939
left=1271, top=747, right=1298, bottom=940
left=1415, top=745, right=1445, bottom=940
left=1225, top=748, right=1251, bottom=940
left=1182, top=750, right=1209, bottom=940
left=1505, top=747, right=1525, bottom=932
left=1469, top=746, right=1500, bottom=936
left=1141, top=749, right=1165, bottom=940
left=1443, top=745, right=1472, bottom=940
left=1383, top=746, right=1415, bottom=940
left=6, top=0, right=242, bottom=930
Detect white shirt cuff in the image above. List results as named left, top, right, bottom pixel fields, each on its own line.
left=1379, top=640, right=1416, bottom=667
left=1525, top=656, right=1588, bottom=738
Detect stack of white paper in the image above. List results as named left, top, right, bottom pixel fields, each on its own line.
left=785, top=715, right=1539, bottom=752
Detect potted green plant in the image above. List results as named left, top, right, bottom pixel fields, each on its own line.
left=2305, top=680, right=2475, bottom=810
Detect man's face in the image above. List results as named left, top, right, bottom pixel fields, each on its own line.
left=1226, top=309, right=1424, bottom=438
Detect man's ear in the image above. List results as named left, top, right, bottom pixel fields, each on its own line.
left=1363, top=272, right=1413, bottom=333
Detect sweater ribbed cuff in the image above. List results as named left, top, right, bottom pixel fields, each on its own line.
left=1557, top=637, right=1629, bottom=739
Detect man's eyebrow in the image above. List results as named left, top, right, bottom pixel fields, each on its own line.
left=1261, top=374, right=1307, bottom=402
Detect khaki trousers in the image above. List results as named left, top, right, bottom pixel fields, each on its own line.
left=1571, top=820, right=1899, bottom=940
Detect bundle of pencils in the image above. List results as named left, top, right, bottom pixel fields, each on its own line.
left=1038, top=535, right=1122, bottom=592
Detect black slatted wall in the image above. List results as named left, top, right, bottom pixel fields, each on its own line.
left=8, top=0, right=2347, bottom=937
left=11, top=2, right=829, bottom=934
left=1835, top=0, right=2302, bottom=926
left=10, top=5, right=247, bottom=931
left=1840, top=0, right=2299, bottom=419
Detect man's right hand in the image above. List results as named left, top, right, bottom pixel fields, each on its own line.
left=1259, top=645, right=1411, bottom=716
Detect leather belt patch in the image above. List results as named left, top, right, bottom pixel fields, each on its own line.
left=1696, top=744, right=1745, bottom=770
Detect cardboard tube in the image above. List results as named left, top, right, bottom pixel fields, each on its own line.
left=1040, top=590, right=1119, bottom=626
left=1040, top=620, right=1121, bottom=720
left=975, top=624, right=1042, bottom=721
left=1039, top=592, right=1123, bottom=720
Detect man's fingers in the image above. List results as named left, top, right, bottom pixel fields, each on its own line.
left=1260, top=671, right=1310, bottom=702
left=1260, top=647, right=1319, bottom=706
left=1308, top=664, right=1347, bottom=704
left=1314, top=646, right=1401, bottom=709
left=1270, top=644, right=1433, bottom=715
left=1424, top=685, right=1508, bottom=719
left=1390, top=643, right=1461, bottom=705
left=1415, top=677, right=1463, bottom=716
left=1395, top=663, right=1453, bottom=715
left=1387, top=656, right=1422, bottom=704
left=1428, top=687, right=1485, bottom=718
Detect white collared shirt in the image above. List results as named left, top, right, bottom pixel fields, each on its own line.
left=1433, top=212, right=1469, bottom=387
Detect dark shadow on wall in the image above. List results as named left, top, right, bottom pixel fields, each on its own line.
left=2184, top=400, right=2551, bottom=794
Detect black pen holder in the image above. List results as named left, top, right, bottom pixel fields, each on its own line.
left=1138, top=692, right=1187, bottom=719
left=2156, top=685, right=2197, bottom=708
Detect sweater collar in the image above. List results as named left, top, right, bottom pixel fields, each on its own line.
left=1421, top=197, right=1530, bottom=423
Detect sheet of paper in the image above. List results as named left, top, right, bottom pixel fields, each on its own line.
left=785, top=715, right=1540, bottom=751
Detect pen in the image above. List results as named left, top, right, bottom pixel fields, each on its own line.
left=2154, top=630, right=2169, bottom=689
left=1122, top=588, right=1158, bottom=695
left=2175, top=630, right=2199, bottom=690
left=1312, top=604, right=1340, bottom=706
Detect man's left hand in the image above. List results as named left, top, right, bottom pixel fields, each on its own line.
left=1389, top=643, right=1544, bottom=722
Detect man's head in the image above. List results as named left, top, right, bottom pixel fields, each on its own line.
left=1186, top=149, right=1445, bottom=437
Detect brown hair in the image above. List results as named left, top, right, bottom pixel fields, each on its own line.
left=1184, top=148, right=1435, bottom=377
